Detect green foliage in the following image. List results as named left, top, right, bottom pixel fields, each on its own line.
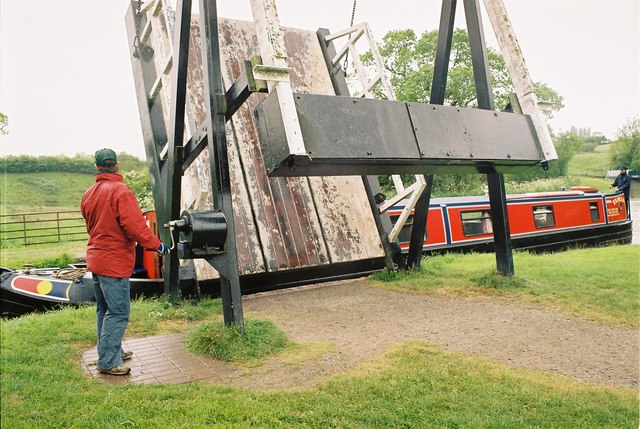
left=473, top=270, right=525, bottom=288
left=505, top=132, right=581, bottom=183
left=369, top=28, right=565, bottom=196
left=1, top=155, right=95, bottom=174
left=0, top=154, right=146, bottom=174
left=29, top=253, right=75, bottom=268
left=533, top=82, right=565, bottom=120
left=609, top=118, right=639, bottom=170
left=188, top=319, right=290, bottom=363
left=122, top=167, right=154, bottom=211
left=0, top=112, right=7, bottom=135
left=378, top=173, right=485, bottom=198
left=371, top=28, right=563, bottom=117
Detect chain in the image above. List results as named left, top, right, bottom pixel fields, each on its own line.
left=133, top=0, right=143, bottom=58
left=342, top=0, right=358, bottom=72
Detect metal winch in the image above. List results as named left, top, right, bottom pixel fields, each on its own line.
left=166, top=210, right=227, bottom=259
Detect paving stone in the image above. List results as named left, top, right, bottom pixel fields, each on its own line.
left=80, top=333, right=226, bottom=385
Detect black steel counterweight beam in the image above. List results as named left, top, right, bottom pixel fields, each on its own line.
left=163, top=0, right=193, bottom=297
left=406, top=0, right=456, bottom=270
left=199, top=0, right=244, bottom=329
left=464, top=0, right=514, bottom=276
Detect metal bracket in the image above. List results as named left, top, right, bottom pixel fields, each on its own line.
left=252, top=64, right=292, bottom=82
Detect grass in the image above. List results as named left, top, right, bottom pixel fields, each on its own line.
left=0, top=172, right=95, bottom=214
left=1, top=296, right=638, bottom=428
left=372, top=246, right=640, bottom=328
left=0, top=241, right=86, bottom=269
left=569, top=143, right=615, bottom=178
left=187, top=319, right=291, bottom=363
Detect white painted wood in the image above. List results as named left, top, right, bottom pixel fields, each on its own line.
left=250, top=0, right=306, bottom=156
left=482, top=0, right=558, bottom=160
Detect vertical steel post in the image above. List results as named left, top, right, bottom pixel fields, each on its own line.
left=199, top=0, right=244, bottom=329
left=163, top=0, right=193, bottom=297
left=406, top=0, right=456, bottom=270
left=464, top=0, right=514, bottom=276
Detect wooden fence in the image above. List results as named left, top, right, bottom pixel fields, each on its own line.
left=0, top=210, right=87, bottom=246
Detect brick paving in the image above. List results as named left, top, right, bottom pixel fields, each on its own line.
left=81, top=333, right=236, bottom=385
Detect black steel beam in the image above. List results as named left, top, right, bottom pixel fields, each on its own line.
left=180, top=61, right=268, bottom=175
left=255, top=92, right=545, bottom=176
left=199, top=0, right=244, bottom=328
left=163, top=0, right=193, bottom=297
left=464, top=0, right=514, bottom=276
left=406, top=0, right=456, bottom=269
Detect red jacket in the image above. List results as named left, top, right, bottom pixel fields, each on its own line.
left=81, top=173, right=161, bottom=278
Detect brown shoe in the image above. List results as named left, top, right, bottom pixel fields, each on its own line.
left=98, top=364, right=131, bottom=376
left=122, top=351, right=133, bottom=361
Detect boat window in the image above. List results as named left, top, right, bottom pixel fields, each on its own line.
left=390, top=215, right=415, bottom=243
left=533, top=205, right=555, bottom=228
left=461, top=210, right=493, bottom=236
left=589, top=202, right=600, bottom=222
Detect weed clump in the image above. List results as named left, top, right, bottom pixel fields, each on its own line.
left=187, top=319, right=290, bottom=363
left=473, top=271, right=525, bottom=289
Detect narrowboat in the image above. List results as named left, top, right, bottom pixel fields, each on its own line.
left=388, top=188, right=632, bottom=253
left=0, top=249, right=164, bottom=318
left=0, top=211, right=165, bottom=318
left=1, top=189, right=632, bottom=317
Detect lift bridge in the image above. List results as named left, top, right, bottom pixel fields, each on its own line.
left=125, top=0, right=556, bottom=328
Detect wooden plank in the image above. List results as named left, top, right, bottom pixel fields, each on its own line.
left=218, top=19, right=330, bottom=271
left=133, top=1, right=384, bottom=281
left=282, top=27, right=385, bottom=262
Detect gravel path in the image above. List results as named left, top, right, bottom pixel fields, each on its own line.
left=210, top=279, right=639, bottom=391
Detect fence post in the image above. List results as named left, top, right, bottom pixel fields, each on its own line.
left=22, top=214, right=27, bottom=246
left=57, top=212, right=61, bottom=242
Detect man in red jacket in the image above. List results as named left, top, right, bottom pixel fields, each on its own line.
left=81, top=148, right=169, bottom=375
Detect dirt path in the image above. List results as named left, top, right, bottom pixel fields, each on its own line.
left=214, top=279, right=639, bottom=391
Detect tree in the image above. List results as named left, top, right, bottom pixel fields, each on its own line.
left=609, top=118, right=640, bottom=170
left=533, top=82, right=564, bottom=120
left=122, top=168, right=155, bottom=211
left=367, top=28, right=564, bottom=196
left=372, top=28, right=563, bottom=115
left=0, top=112, right=8, bottom=135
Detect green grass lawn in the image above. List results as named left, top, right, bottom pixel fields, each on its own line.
left=373, top=246, right=640, bottom=328
left=569, top=143, right=615, bottom=178
left=0, top=172, right=95, bottom=214
left=1, top=287, right=637, bottom=428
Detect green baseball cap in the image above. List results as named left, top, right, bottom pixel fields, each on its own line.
left=94, top=148, right=118, bottom=167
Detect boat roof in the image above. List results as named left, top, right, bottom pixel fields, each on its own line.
left=391, top=189, right=613, bottom=209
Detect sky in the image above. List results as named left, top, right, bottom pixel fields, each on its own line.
left=1, top=0, right=638, bottom=159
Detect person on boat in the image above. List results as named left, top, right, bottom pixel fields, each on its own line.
left=610, top=165, right=631, bottom=219
left=81, top=148, right=170, bottom=376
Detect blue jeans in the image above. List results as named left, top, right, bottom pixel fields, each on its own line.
left=93, top=274, right=130, bottom=369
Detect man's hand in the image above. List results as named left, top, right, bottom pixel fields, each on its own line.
left=157, top=243, right=170, bottom=255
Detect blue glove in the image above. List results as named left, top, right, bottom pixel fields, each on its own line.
left=157, top=243, right=170, bottom=255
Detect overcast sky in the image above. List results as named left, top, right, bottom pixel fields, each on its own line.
left=1, top=0, right=638, bottom=159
